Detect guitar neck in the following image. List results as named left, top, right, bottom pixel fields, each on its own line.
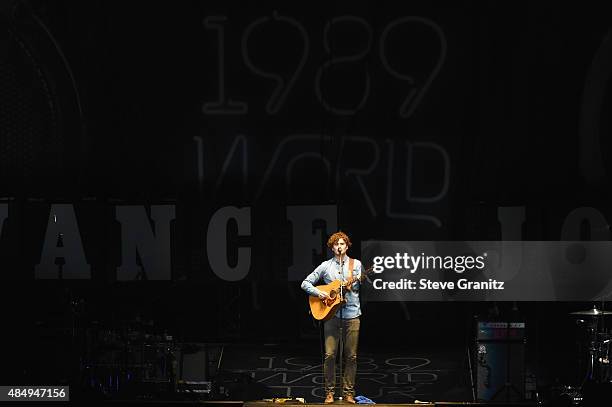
left=347, top=266, right=374, bottom=284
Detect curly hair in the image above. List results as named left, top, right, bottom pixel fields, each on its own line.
left=326, top=231, right=352, bottom=249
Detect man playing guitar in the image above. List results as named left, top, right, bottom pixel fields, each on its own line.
left=301, top=231, right=363, bottom=404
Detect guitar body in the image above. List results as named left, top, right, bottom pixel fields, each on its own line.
left=309, top=280, right=344, bottom=321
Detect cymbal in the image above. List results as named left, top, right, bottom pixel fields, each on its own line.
left=570, top=309, right=612, bottom=316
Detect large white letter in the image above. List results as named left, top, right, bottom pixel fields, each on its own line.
left=482, top=206, right=526, bottom=282
left=35, top=204, right=91, bottom=279
left=286, top=205, right=337, bottom=281
left=207, top=206, right=251, bottom=281
left=561, top=207, right=610, bottom=240
left=116, top=205, right=175, bottom=280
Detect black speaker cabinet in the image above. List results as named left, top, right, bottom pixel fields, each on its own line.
left=177, top=343, right=209, bottom=381
left=582, top=382, right=612, bottom=407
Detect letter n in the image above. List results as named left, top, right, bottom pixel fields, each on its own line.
left=116, top=205, right=175, bottom=280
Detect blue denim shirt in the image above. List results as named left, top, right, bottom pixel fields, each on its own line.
left=301, top=255, right=362, bottom=319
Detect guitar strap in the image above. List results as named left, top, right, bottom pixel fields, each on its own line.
left=346, top=258, right=355, bottom=291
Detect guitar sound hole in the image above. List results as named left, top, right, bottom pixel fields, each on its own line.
left=329, top=290, right=337, bottom=300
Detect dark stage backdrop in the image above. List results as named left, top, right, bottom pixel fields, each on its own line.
left=1, top=0, right=612, bottom=396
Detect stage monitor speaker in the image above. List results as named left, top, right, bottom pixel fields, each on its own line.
left=476, top=340, right=525, bottom=402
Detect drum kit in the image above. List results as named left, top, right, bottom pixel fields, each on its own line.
left=553, top=304, right=612, bottom=405
left=82, top=318, right=178, bottom=398
left=569, top=305, right=612, bottom=385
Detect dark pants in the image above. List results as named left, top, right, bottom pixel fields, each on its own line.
left=323, top=317, right=360, bottom=396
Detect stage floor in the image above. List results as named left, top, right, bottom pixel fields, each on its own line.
left=244, top=402, right=538, bottom=407
left=99, top=402, right=537, bottom=407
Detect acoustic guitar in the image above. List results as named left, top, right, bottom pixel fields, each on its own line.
left=308, top=265, right=374, bottom=321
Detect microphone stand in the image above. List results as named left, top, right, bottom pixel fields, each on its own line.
left=338, top=249, right=345, bottom=402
